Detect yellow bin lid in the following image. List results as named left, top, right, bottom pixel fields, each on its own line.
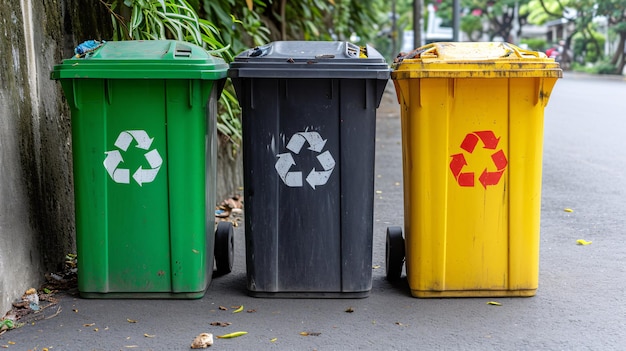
left=392, top=42, right=563, bottom=79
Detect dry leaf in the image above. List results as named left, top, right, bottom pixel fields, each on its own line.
left=210, top=321, right=232, bottom=327
left=487, top=301, right=502, bottom=306
left=127, top=318, right=138, bottom=323
left=247, top=309, right=257, bottom=313
left=84, top=323, right=95, bottom=327
left=144, top=334, right=155, bottom=338
left=345, top=307, right=354, bottom=313
left=300, top=331, right=321, bottom=337
left=218, top=306, right=228, bottom=311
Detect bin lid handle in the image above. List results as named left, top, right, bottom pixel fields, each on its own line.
left=502, top=42, right=543, bottom=59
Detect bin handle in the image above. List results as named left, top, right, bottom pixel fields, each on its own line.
left=248, top=45, right=270, bottom=58
left=502, top=42, right=545, bottom=59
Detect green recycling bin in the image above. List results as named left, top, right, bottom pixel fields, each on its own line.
left=51, top=40, right=232, bottom=298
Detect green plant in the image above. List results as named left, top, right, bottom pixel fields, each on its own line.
left=100, top=0, right=242, bottom=153
left=573, top=30, right=606, bottom=64
left=593, top=59, right=618, bottom=74
left=520, top=38, right=548, bottom=51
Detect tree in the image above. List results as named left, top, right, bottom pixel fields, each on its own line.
left=427, top=0, right=531, bottom=42
left=596, top=0, right=626, bottom=73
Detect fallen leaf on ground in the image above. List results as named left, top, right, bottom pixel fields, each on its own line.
left=144, top=333, right=155, bottom=338
left=345, top=307, right=354, bottom=313
left=232, top=305, right=244, bottom=313
left=576, top=239, right=592, bottom=245
left=210, top=321, right=232, bottom=327
left=247, top=309, right=257, bottom=313
left=487, top=301, right=502, bottom=306
left=270, top=338, right=278, bottom=342
left=218, top=306, right=228, bottom=311
left=564, top=208, right=574, bottom=212
left=83, top=323, right=95, bottom=327
left=216, top=331, right=248, bottom=339
left=127, top=318, right=137, bottom=323
left=300, top=332, right=321, bottom=336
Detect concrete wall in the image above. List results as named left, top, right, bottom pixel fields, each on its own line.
left=0, top=0, right=111, bottom=314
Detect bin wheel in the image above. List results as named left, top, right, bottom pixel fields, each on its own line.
left=214, top=221, right=234, bottom=276
left=386, top=226, right=405, bottom=281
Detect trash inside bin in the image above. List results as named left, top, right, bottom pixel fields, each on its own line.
left=51, top=40, right=233, bottom=298
left=388, top=42, right=562, bottom=298
left=229, top=41, right=390, bottom=297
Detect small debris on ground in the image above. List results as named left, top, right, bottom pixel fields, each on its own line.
left=0, top=254, right=77, bottom=334
left=215, top=194, right=243, bottom=227
left=190, top=332, right=214, bottom=348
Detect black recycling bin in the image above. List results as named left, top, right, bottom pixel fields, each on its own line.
left=229, top=41, right=390, bottom=298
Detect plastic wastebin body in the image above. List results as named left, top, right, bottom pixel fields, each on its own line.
left=51, top=40, right=228, bottom=298
left=229, top=41, right=390, bottom=297
left=389, top=42, right=562, bottom=298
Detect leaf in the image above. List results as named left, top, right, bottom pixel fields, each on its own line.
left=216, top=331, right=248, bottom=339
left=576, top=239, right=592, bottom=246
left=270, top=338, right=278, bottom=342
left=144, top=333, right=156, bottom=338
left=300, top=331, right=321, bottom=336
left=564, top=208, right=574, bottom=212
left=232, top=305, right=244, bottom=313
left=345, top=307, right=354, bottom=313
left=218, top=306, right=228, bottom=311
left=247, top=309, right=257, bottom=313
left=210, top=321, right=232, bottom=327
left=84, top=323, right=96, bottom=327
left=487, top=301, right=502, bottom=306
left=245, top=0, right=253, bottom=11
left=127, top=318, right=138, bottom=323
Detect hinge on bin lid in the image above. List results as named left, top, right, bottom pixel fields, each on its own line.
left=248, top=45, right=270, bottom=57
left=175, top=43, right=192, bottom=57
left=346, top=42, right=359, bottom=58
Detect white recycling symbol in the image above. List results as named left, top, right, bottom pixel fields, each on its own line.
left=103, top=130, right=163, bottom=186
left=274, top=131, right=335, bottom=189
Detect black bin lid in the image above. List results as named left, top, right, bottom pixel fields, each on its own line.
left=229, top=41, right=390, bottom=79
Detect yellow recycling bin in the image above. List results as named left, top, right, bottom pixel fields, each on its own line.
left=387, top=42, right=562, bottom=297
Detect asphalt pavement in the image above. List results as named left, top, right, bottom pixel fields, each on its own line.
left=2, top=72, right=626, bottom=351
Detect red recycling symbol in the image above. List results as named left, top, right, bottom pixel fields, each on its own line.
left=449, top=130, right=508, bottom=188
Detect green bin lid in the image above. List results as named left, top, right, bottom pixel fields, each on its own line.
left=51, top=40, right=228, bottom=80
left=392, top=42, right=563, bottom=79
left=228, top=41, right=390, bottom=80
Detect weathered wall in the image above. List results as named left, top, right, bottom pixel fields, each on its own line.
left=0, top=0, right=111, bottom=314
